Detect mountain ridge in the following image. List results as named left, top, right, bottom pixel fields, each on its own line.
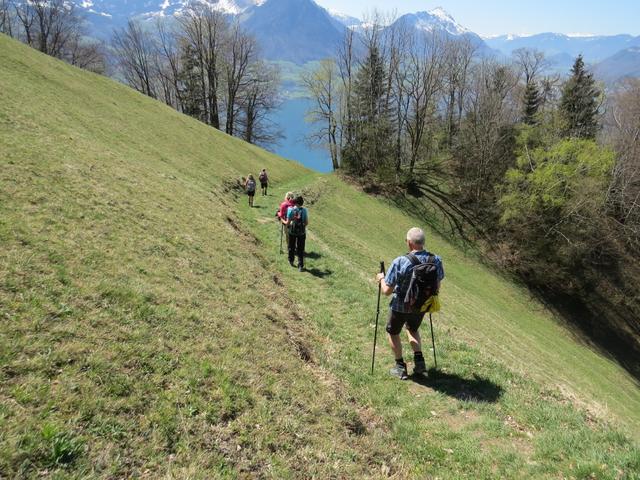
left=70, top=1, right=640, bottom=76
left=484, top=32, right=640, bottom=63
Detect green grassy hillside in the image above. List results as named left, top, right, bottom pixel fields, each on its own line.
left=1, top=33, right=639, bottom=479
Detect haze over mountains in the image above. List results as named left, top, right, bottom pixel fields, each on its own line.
left=78, top=0, right=640, bottom=79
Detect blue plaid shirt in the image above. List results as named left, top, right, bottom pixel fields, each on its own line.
left=384, top=250, right=445, bottom=313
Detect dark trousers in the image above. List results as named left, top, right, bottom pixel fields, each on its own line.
left=288, top=234, right=306, bottom=266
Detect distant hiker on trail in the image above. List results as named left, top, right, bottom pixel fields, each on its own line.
left=285, top=195, right=308, bottom=272
left=259, top=169, right=269, bottom=196
left=376, top=227, right=444, bottom=380
left=245, top=174, right=257, bottom=207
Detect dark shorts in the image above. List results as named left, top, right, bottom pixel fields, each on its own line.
left=386, top=310, right=426, bottom=335
left=247, top=191, right=255, bottom=197
left=261, top=182, right=268, bottom=188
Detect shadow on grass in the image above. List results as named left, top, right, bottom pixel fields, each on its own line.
left=411, top=369, right=503, bottom=403
left=305, top=268, right=333, bottom=278
left=305, top=252, right=323, bottom=260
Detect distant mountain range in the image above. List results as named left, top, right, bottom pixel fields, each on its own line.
left=484, top=32, right=640, bottom=81
left=74, top=0, right=640, bottom=82
left=594, top=47, right=640, bottom=83
left=484, top=33, right=640, bottom=63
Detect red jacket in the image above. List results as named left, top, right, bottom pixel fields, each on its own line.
left=278, top=200, right=295, bottom=220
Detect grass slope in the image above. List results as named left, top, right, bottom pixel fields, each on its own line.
left=1, top=34, right=639, bottom=478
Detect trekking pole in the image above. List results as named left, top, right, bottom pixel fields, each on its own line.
left=371, top=261, right=386, bottom=375
left=429, top=313, right=438, bottom=370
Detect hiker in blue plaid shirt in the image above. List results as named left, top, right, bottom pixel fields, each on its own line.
left=376, top=228, right=444, bottom=379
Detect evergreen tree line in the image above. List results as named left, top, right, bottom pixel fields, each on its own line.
left=305, top=20, right=640, bottom=373
left=0, top=0, right=105, bottom=72
left=110, top=5, right=281, bottom=147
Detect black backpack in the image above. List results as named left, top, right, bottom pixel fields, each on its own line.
left=403, top=253, right=440, bottom=313
left=288, top=207, right=305, bottom=236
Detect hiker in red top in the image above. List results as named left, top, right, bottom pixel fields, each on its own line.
left=277, top=191, right=296, bottom=246
left=277, top=192, right=295, bottom=221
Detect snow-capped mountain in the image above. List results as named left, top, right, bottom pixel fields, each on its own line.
left=77, top=0, right=262, bottom=34
left=401, top=8, right=469, bottom=36
left=71, top=0, right=640, bottom=78
left=242, top=0, right=345, bottom=64
left=390, top=8, right=494, bottom=57
left=76, top=0, right=345, bottom=62
left=79, top=0, right=262, bottom=18
left=327, top=8, right=362, bottom=30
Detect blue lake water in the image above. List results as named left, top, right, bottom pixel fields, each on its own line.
left=271, top=97, right=333, bottom=173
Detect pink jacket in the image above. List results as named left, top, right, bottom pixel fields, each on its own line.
left=278, top=200, right=295, bottom=220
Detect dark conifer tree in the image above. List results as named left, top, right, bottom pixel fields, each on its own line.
left=523, top=80, right=541, bottom=125
left=559, top=55, right=600, bottom=139
left=345, top=45, right=393, bottom=175
left=178, top=44, right=204, bottom=121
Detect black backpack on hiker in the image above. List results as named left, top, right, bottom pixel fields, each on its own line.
left=288, top=207, right=305, bottom=236
left=403, top=253, right=440, bottom=313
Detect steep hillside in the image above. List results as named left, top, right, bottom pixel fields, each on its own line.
left=1, top=34, right=640, bottom=479
left=0, top=33, right=382, bottom=478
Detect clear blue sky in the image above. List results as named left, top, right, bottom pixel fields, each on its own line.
left=316, top=0, right=640, bottom=36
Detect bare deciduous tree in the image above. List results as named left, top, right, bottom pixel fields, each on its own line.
left=223, top=21, right=256, bottom=136
left=337, top=28, right=356, bottom=150
left=404, top=31, right=446, bottom=173
left=607, top=79, right=640, bottom=248
left=302, top=59, right=341, bottom=170
left=112, top=20, right=159, bottom=98
left=0, top=0, right=14, bottom=36
left=456, top=60, right=519, bottom=206
left=13, top=0, right=81, bottom=58
left=178, top=3, right=227, bottom=129
left=8, top=0, right=105, bottom=73
left=442, top=37, right=477, bottom=145
left=155, top=19, right=184, bottom=109
left=238, top=61, right=282, bottom=148
left=513, top=48, right=547, bottom=85
left=66, top=38, right=105, bottom=73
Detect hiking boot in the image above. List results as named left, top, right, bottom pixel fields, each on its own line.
left=289, top=260, right=295, bottom=267
left=389, top=363, right=408, bottom=380
left=298, top=264, right=304, bottom=272
left=413, top=358, right=427, bottom=376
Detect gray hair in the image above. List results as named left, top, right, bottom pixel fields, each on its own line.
left=406, top=227, right=425, bottom=246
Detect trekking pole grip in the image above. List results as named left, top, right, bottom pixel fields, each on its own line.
left=380, top=261, right=386, bottom=275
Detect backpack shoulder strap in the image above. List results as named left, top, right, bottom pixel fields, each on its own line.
left=405, top=253, right=421, bottom=266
